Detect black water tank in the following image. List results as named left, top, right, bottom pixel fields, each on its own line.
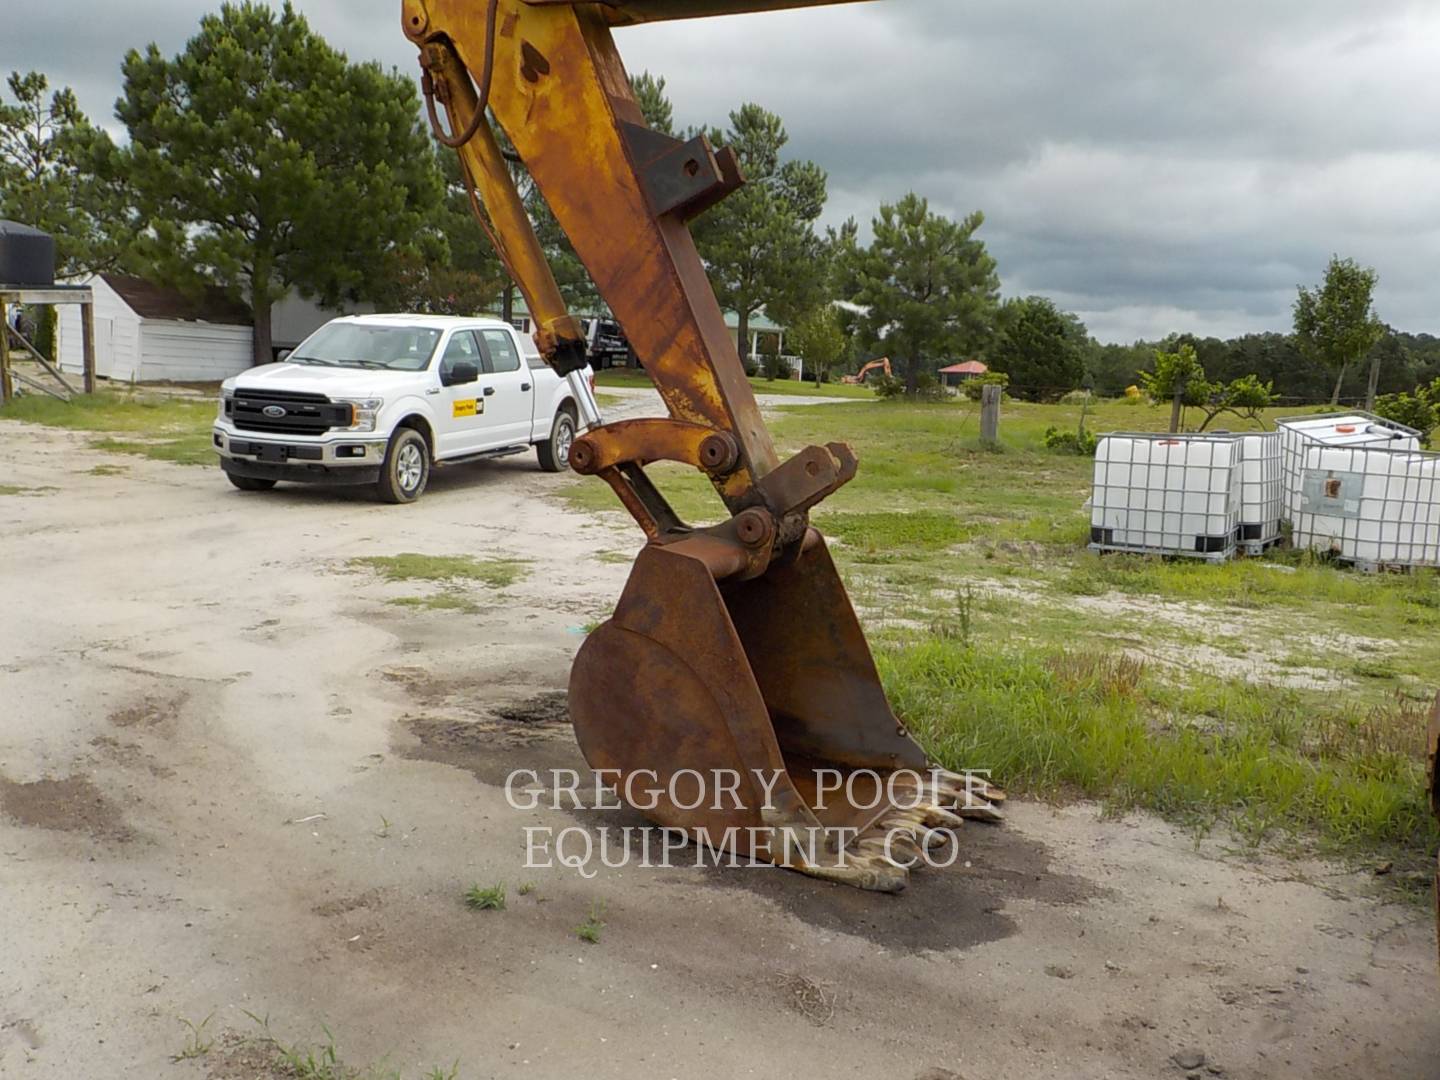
left=0, top=221, right=56, bottom=286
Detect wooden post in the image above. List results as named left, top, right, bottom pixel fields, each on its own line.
left=0, top=299, right=12, bottom=405
left=81, top=300, right=96, bottom=394
left=1364, top=351, right=1381, bottom=412
left=980, top=383, right=1001, bottom=445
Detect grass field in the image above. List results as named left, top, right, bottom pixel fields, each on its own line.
left=0, top=389, right=217, bottom=465
left=566, top=393, right=1440, bottom=878
left=595, top=366, right=874, bottom=398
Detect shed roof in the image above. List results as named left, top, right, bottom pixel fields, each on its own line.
left=102, top=273, right=251, bottom=326
left=938, top=360, right=988, bottom=375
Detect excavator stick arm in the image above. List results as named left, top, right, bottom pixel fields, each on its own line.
left=404, top=0, right=1004, bottom=891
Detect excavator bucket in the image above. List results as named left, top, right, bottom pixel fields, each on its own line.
left=570, top=530, right=1003, bottom=891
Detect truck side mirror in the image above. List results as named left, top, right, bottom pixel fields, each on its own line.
left=276, top=348, right=292, bottom=363
left=443, top=360, right=478, bottom=386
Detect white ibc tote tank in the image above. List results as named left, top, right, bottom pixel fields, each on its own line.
left=1090, top=433, right=1240, bottom=560
left=1292, top=444, right=1440, bottom=568
left=1233, top=432, right=1281, bottom=553
left=1275, top=412, right=1419, bottom=522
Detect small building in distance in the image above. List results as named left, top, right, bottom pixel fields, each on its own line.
left=939, top=360, right=988, bottom=388
left=58, top=273, right=252, bottom=382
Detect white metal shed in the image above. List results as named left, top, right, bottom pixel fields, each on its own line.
left=58, top=273, right=253, bottom=382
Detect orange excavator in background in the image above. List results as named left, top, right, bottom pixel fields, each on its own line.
left=840, top=356, right=891, bottom=385
left=404, top=0, right=1002, bottom=892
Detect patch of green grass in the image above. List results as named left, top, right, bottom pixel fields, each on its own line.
left=817, top=510, right=971, bottom=551
left=0, top=389, right=217, bottom=466
left=575, top=900, right=606, bottom=943
left=87, top=463, right=128, bottom=476
left=882, top=639, right=1437, bottom=863
left=90, top=434, right=215, bottom=465
left=352, top=553, right=529, bottom=588
left=464, top=882, right=506, bottom=910
left=594, top=368, right=872, bottom=399
left=1353, top=658, right=1399, bottom=680
left=0, top=388, right=216, bottom=435
left=386, top=592, right=481, bottom=614
left=0, top=483, right=56, bottom=496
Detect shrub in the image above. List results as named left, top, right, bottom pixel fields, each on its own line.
left=872, top=373, right=906, bottom=399
left=1043, top=426, right=1098, bottom=456
left=962, top=371, right=1009, bottom=401
left=873, top=371, right=949, bottom=402
left=1374, top=378, right=1440, bottom=447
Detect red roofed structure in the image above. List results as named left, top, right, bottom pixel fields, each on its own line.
left=938, top=360, right=988, bottom=386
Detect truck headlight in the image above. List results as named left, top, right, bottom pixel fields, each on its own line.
left=337, top=397, right=383, bottom=433
left=217, top=390, right=233, bottom=422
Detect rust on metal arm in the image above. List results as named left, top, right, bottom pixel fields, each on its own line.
left=404, top=0, right=1004, bottom=893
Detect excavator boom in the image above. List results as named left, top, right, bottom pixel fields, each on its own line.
left=405, top=0, right=1002, bottom=890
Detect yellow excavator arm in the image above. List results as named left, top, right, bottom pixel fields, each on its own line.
left=404, top=0, right=1003, bottom=891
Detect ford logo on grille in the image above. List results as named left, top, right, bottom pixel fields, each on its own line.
left=262, top=405, right=287, bottom=418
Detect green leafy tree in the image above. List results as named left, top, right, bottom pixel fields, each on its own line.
left=694, top=104, right=828, bottom=369
left=846, top=193, right=998, bottom=396
left=786, top=305, right=846, bottom=385
left=1141, top=344, right=1277, bottom=432
left=1141, top=343, right=1209, bottom=431
left=1293, top=255, right=1386, bottom=407
left=1375, top=377, right=1440, bottom=447
left=0, top=70, right=123, bottom=276
left=96, top=2, right=442, bottom=364
left=989, top=296, right=1084, bottom=402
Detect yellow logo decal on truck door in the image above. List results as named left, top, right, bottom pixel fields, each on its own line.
left=452, top=398, right=482, bottom=418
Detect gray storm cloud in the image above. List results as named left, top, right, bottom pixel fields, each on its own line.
left=4, top=0, right=1435, bottom=342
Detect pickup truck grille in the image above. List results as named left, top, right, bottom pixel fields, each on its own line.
left=229, top=388, right=350, bottom=436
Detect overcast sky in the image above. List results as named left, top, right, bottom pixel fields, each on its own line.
left=5, top=0, right=1437, bottom=342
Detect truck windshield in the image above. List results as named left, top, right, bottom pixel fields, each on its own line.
left=288, top=324, right=442, bottom=371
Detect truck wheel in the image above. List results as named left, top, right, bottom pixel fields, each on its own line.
left=226, top=473, right=276, bottom=492
left=537, top=407, right=576, bottom=473
left=377, top=427, right=430, bottom=504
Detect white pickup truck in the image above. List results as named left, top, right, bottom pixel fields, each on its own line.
left=212, top=314, right=589, bottom=503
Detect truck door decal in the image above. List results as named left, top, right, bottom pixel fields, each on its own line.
left=453, top=398, right=482, bottom=418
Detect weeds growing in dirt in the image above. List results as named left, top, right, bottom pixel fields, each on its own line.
left=464, top=882, right=506, bottom=911
left=89, top=434, right=214, bottom=465
left=517, top=882, right=536, bottom=896
left=352, top=553, right=529, bottom=588
left=576, top=901, right=606, bottom=943
left=387, top=592, right=482, bottom=614
left=929, top=588, right=974, bottom=644
left=171, top=1013, right=215, bottom=1061
left=238, top=1012, right=460, bottom=1079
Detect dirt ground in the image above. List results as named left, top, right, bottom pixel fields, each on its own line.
left=1, top=420, right=1437, bottom=1080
